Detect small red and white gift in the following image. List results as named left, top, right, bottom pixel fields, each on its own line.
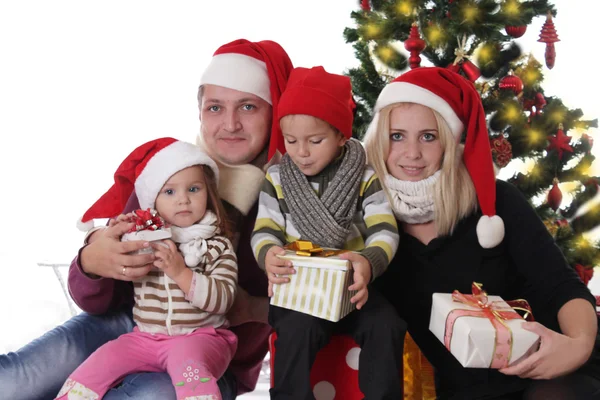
left=121, top=208, right=171, bottom=254
left=429, top=282, right=540, bottom=368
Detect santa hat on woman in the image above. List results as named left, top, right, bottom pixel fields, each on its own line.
left=371, top=67, right=504, bottom=248
left=277, top=66, right=356, bottom=145
left=199, top=39, right=294, bottom=160
left=77, top=137, right=218, bottom=231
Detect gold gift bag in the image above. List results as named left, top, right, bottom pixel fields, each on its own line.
left=404, top=332, right=436, bottom=400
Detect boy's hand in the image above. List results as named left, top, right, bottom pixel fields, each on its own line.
left=265, top=246, right=295, bottom=297
left=151, top=240, right=186, bottom=280
left=339, top=252, right=372, bottom=310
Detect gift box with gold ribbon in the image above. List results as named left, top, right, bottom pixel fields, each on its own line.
left=429, top=282, right=540, bottom=368
left=270, top=240, right=357, bottom=322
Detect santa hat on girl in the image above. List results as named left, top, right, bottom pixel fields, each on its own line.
left=372, top=67, right=504, bottom=248
left=77, top=137, right=218, bottom=231
left=277, top=66, right=355, bottom=144
left=199, top=39, right=294, bottom=160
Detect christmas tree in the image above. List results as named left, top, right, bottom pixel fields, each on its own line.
left=344, top=0, right=599, bottom=287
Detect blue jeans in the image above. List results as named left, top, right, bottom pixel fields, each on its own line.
left=0, top=309, right=237, bottom=400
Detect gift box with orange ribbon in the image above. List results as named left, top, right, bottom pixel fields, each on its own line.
left=270, top=240, right=357, bottom=322
left=429, top=282, right=540, bottom=368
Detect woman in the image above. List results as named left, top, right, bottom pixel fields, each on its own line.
left=364, top=67, right=600, bottom=399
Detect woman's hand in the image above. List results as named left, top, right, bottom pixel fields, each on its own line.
left=499, top=321, right=594, bottom=379
left=80, top=219, right=155, bottom=281
left=264, top=246, right=295, bottom=297
left=339, top=252, right=371, bottom=310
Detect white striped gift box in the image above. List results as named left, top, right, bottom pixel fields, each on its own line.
left=270, top=250, right=356, bottom=322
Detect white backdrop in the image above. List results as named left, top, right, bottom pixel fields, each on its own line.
left=1, top=0, right=598, bottom=357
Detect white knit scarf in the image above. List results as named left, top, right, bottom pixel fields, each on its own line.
left=170, top=211, right=218, bottom=267
left=385, top=171, right=441, bottom=224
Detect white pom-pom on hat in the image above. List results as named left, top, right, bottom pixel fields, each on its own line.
left=476, top=215, right=505, bottom=248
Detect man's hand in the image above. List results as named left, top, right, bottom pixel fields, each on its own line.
left=80, top=219, right=155, bottom=281
left=339, top=252, right=372, bottom=310
left=264, top=246, right=295, bottom=297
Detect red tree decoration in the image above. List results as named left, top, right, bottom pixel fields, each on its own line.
left=404, top=22, right=426, bottom=69
left=447, top=35, right=480, bottom=81
left=505, top=25, right=527, bottom=38
left=499, top=70, right=523, bottom=96
left=490, top=136, right=513, bottom=168
left=547, top=178, right=563, bottom=211
left=360, top=0, right=371, bottom=12
left=575, top=264, right=594, bottom=286
left=538, top=12, right=560, bottom=69
left=546, top=123, right=573, bottom=159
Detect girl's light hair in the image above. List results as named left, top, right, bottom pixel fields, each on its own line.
left=364, top=103, right=477, bottom=236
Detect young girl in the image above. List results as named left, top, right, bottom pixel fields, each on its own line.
left=56, top=137, right=238, bottom=400
left=250, top=66, right=406, bottom=399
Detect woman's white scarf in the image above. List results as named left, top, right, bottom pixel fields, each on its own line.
left=385, top=171, right=440, bottom=224
left=170, top=211, right=219, bottom=267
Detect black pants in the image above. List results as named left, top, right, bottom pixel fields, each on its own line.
left=269, top=287, right=406, bottom=400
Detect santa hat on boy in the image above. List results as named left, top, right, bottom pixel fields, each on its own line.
left=199, top=39, right=294, bottom=160
left=277, top=66, right=355, bottom=145
left=372, top=67, right=504, bottom=248
left=77, top=137, right=218, bottom=231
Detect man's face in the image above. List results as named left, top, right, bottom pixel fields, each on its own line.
left=200, top=84, right=272, bottom=165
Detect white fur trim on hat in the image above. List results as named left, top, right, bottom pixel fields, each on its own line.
left=476, top=215, right=505, bottom=248
left=374, top=82, right=464, bottom=137
left=135, top=141, right=219, bottom=210
left=199, top=53, right=271, bottom=104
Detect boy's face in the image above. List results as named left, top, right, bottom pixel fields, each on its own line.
left=155, top=166, right=208, bottom=228
left=280, top=115, right=346, bottom=177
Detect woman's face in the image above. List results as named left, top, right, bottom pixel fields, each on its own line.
left=385, top=104, right=444, bottom=182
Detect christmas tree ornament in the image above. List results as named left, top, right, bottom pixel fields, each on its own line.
left=448, top=35, right=481, bottom=82
left=499, top=70, right=523, bottom=96
left=583, top=133, right=594, bottom=153
left=547, top=178, right=563, bottom=211
left=505, top=25, right=527, bottom=38
left=404, top=22, right=426, bottom=69
left=538, top=12, right=560, bottom=69
left=523, top=92, right=546, bottom=121
left=490, top=136, right=513, bottom=168
left=546, top=123, right=573, bottom=159
left=575, top=264, right=594, bottom=286
left=360, top=0, right=371, bottom=12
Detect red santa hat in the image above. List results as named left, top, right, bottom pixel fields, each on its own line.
left=373, top=67, right=504, bottom=248
left=277, top=66, right=355, bottom=145
left=77, top=137, right=218, bottom=231
left=199, top=39, right=294, bottom=160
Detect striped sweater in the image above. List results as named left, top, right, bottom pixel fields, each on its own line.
left=132, top=235, right=238, bottom=336
left=251, top=160, right=399, bottom=280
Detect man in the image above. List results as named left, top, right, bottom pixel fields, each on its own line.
left=0, top=39, right=293, bottom=400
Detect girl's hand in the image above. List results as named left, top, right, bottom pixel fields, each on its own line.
left=151, top=240, right=186, bottom=280
left=265, top=246, right=295, bottom=297
left=338, top=252, right=371, bottom=310
left=499, top=321, right=594, bottom=379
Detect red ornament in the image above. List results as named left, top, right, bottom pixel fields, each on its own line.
left=448, top=36, right=480, bottom=82
left=499, top=70, right=523, bottom=96
left=546, top=123, right=573, bottom=159
left=360, top=0, right=371, bottom=12
left=547, top=178, right=562, bottom=211
left=583, top=133, right=595, bottom=152
left=490, top=136, right=513, bottom=168
left=538, top=13, right=560, bottom=69
left=575, top=264, right=594, bottom=286
left=505, top=25, right=527, bottom=38
left=404, top=22, right=427, bottom=69
left=523, top=92, right=546, bottom=121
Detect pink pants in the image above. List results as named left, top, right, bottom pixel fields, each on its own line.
left=55, top=327, right=237, bottom=400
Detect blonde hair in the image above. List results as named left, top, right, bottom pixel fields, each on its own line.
left=364, top=103, right=477, bottom=236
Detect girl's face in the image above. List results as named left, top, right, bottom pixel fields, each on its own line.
left=385, top=104, right=444, bottom=182
left=280, top=114, right=347, bottom=177
left=155, top=166, right=208, bottom=228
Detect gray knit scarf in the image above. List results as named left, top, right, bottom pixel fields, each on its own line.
left=280, top=138, right=366, bottom=248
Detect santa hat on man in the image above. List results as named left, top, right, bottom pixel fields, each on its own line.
left=199, top=39, right=294, bottom=160
left=77, top=137, right=218, bottom=231
left=371, top=67, right=504, bottom=248
left=277, top=66, right=356, bottom=145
